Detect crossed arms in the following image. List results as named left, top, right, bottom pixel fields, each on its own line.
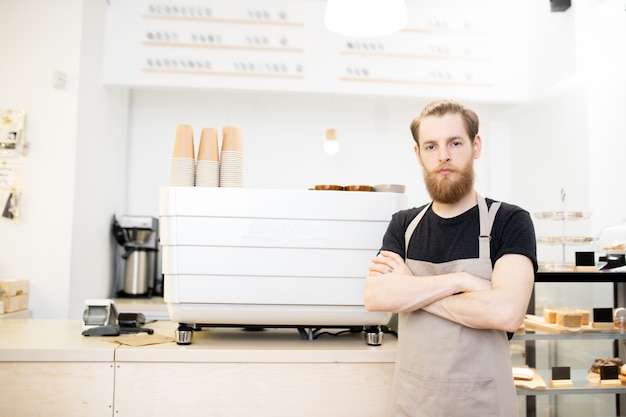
left=364, top=250, right=535, bottom=333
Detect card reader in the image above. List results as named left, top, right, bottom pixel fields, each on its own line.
left=82, top=324, right=120, bottom=336
left=118, top=312, right=146, bottom=328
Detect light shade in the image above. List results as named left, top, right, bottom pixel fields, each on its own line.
left=324, top=0, right=408, bottom=37
left=323, top=129, right=340, bottom=155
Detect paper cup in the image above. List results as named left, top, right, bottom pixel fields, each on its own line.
left=171, top=157, right=195, bottom=186
left=195, top=160, right=219, bottom=187
left=222, top=126, right=242, bottom=152
left=198, top=127, right=219, bottom=162
left=219, top=150, right=243, bottom=187
left=172, top=124, right=195, bottom=159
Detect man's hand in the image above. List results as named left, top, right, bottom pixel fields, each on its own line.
left=365, top=250, right=492, bottom=313
left=367, top=250, right=412, bottom=276
left=422, top=254, right=534, bottom=332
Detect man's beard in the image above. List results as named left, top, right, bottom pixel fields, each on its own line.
left=423, top=163, right=474, bottom=204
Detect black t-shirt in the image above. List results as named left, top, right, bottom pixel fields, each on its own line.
left=380, top=198, right=538, bottom=270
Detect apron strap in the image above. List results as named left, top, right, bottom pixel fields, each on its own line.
left=403, top=194, right=502, bottom=260
left=477, top=193, right=501, bottom=260
left=404, top=204, right=431, bottom=255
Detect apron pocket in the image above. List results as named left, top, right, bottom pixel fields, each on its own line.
left=392, top=369, right=499, bottom=417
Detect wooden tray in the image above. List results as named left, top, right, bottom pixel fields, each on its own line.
left=524, top=315, right=617, bottom=334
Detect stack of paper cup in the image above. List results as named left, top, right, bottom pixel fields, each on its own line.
left=195, top=127, right=220, bottom=187
left=170, top=124, right=196, bottom=187
left=219, top=126, right=243, bottom=187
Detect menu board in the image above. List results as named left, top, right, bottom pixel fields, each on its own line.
left=103, top=0, right=528, bottom=102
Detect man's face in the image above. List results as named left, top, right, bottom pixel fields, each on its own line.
left=414, top=113, right=481, bottom=204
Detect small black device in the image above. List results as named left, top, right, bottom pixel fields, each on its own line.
left=550, top=0, right=571, bottom=12
left=118, top=312, right=146, bottom=328
left=82, top=324, right=121, bottom=336
left=599, top=253, right=626, bottom=270
left=81, top=309, right=153, bottom=336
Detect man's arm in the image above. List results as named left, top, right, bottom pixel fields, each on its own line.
left=422, top=253, right=534, bottom=333
left=364, top=250, right=491, bottom=313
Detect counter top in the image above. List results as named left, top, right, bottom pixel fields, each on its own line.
left=0, top=319, right=397, bottom=364
left=115, top=321, right=398, bottom=363
left=0, top=319, right=116, bottom=362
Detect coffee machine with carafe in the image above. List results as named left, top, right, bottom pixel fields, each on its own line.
left=112, top=215, right=160, bottom=297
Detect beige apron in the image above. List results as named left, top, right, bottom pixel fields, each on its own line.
left=387, top=195, right=517, bottom=417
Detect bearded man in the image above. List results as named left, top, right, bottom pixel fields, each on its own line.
left=365, top=99, right=537, bottom=417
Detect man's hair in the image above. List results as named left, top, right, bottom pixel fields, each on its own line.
left=409, top=100, right=479, bottom=146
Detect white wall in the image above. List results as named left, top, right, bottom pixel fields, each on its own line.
left=1, top=0, right=625, bottom=320
left=0, top=0, right=83, bottom=318
left=125, top=89, right=499, bottom=215
left=495, top=0, right=626, bottom=264
left=0, top=0, right=128, bottom=318
left=68, top=1, right=130, bottom=319
left=584, top=1, right=626, bottom=234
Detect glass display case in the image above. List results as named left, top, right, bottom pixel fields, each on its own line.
left=514, top=271, right=626, bottom=417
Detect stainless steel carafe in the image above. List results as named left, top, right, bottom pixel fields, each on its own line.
left=112, top=215, right=159, bottom=297
left=124, top=249, right=151, bottom=295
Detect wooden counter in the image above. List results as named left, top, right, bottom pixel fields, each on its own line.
left=0, top=319, right=115, bottom=361
left=0, top=320, right=116, bottom=417
left=0, top=320, right=396, bottom=417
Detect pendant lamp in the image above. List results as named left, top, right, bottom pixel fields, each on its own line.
left=324, top=0, right=408, bottom=37
left=323, top=129, right=339, bottom=155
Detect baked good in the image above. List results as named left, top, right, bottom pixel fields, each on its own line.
left=576, top=309, right=590, bottom=325
left=543, top=308, right=557, bottom=324
left=512, top=367, right=535, bottom=381
left=556, top=311, right=582, bottom=328
left=344, top=185, right=374, bottom=192
left=603, top=242, right=625, bottom=251
left=590, top=358, right=623, bottom=374
left=563, top=211, right=584, bottom=218
left=536, top=211, right=584, bottom=219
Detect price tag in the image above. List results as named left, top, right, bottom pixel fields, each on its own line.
left=599, top=365, right=621, bottom=387
left=550, top=366, right=573, bottom=388
left=593, top=307, right=615, bottom=329
left=574, top=251, right=596, bottom=271
left=601, top=365, right=619, bottom=380
left=552, top=366, right=570, bottom=380
left=575, top=251, right=595, bottom=266
left=594, top=308, right=613, bottom=323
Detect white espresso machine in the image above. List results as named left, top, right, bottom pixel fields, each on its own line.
left=159, top=187, right=407, bottom=345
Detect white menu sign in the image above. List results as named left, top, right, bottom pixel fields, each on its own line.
left=103, top=0, right=528, bottom=102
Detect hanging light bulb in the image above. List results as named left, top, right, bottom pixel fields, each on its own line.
left=323, top=129, right=340, bottom=155
left=324, top=0, right=408, bottom=37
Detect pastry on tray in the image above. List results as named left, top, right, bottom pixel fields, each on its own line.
left=590, top=357, right=623, bottom=374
